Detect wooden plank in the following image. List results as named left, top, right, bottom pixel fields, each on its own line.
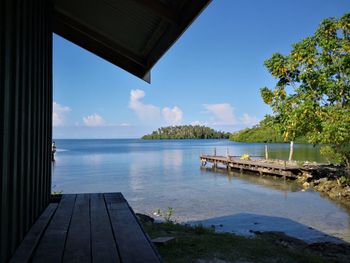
left=9, top=204, right=58, bottom=263
left=202, top=155, right=299, bottom=171
left=229, top=163, right=295, bottom=178
left=32, top=194, right=76, bottom=263
left=104, top=193, right=161, bottom=263
left=201, top=155, right=299, bottom=178
left=152, top=236, right=176, bottom=246
left=104, top=192, right=125, bottom=203
left=90, top=193, right=120, bottom=263
left=63, top=194, right=91, bottom=263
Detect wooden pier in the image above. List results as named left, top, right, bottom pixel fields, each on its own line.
left=200, top=155, right=301, bottom=179
left=10, top=193, right=161, bottom=263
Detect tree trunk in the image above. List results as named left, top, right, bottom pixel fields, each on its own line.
left=288, top=141, right=294, bottom=161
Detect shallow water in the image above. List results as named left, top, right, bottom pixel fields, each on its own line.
left=52, top=139, right=350, bottom=242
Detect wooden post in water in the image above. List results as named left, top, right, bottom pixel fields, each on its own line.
left=289, top=141, right=294, bottom=161
left=265, top=144, right=268, bottom=160
left=213, top=147, right=216, bottom=156
left=226, top=148, right=229, bottom=158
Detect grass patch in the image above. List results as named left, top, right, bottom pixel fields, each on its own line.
left=143, top=222, right=326, bottom=263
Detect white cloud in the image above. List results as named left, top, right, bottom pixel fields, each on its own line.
left=83, top=113, right=106, bottom=127
left=129, top=89, right=161, bottom=122
left=130, top=89, right=145, bottom=102
left=201, top=103, right=260, bottom=128
left=53, top=101, right=71, bottom=127
left=129, top=89, right=184, bottom=125
left=240, top=113, right=259, bottom=126
left=162, top=106, right=183, bottom=125
left=204, top=103, right=237, bottom=125
left=120, top=123, right=131, bottom=127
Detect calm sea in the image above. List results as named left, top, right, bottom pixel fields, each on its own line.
left=52, top=139, right=350, bottom=242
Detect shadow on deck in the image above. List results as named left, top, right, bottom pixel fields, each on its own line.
left=10, top=193, right=161, bottom=263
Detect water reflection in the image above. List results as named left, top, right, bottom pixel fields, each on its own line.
left=52, top=139, right=349, bottom=242
left=201, top=167, right=301, bottom=193
left=163, top=150, right=183, bottom=176
left=82, top=154, right=103, bottom=165
left=129, top=158, right=146, bottom=192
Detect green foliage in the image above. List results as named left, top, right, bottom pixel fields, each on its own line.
left=51, top=185, right=63, bottom=195
left=192, top=224, right=213, bottom=235
left=261, top=13, right=350, bottom=169
left=339, top=175, right=349, bottom=186
left=51, top=190, right=63, bottom=195
left=142, top=125, right=230, bottom=140
left=154, top=207, right=174, bottom=223
left=142, top=222, right=326, bottom=263
left=320, top=146, right=342, bottom=164
left=230, top=115, right=307, bottom=143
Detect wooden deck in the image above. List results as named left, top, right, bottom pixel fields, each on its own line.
left=10, top=193, right=161, bottom=263
left=200, top=155, right=300, bottom=178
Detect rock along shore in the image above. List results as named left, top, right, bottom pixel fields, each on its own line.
left=296, top=164, right=350, bottom=208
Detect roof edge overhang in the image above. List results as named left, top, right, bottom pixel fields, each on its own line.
left=53, top=0, right=211, bottom=83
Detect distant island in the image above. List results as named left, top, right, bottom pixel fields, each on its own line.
left=229, top=116, right=307, bottom=143
left=142, top=125, right=230, bottom=139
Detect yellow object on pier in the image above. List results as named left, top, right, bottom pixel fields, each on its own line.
left=240, top=154, right=250, bottom=160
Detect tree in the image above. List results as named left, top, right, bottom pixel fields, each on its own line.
left=142, top=125, right=230, bottom=140
left=229, top=115, right=308, bottom=144
left=260, top=13, right=350, bottom=168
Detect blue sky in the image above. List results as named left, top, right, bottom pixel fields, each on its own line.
left=53, top=0, right=349, bottom=139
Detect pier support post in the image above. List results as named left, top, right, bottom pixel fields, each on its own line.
left=265, top=144, right=268, bottom=160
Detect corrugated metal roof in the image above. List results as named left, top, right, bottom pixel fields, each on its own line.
left=53, top=0, right=211, bottom=82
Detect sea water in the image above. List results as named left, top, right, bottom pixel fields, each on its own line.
left=52, top=139, right=350, bottom=242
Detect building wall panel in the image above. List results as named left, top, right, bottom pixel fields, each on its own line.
left=0, top=0, right=53, bottom=261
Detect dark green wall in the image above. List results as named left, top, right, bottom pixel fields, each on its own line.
left=0, top=0, right=53, bottom=261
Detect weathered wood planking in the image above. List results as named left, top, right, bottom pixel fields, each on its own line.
left=105, top=193, right=161, bottom=263
left=201, top=155, right=300, bottom=178
left=63, top=194, right=91, bottom=262
left=10, top=193, right=161, bottom=263
left=9, top=204, right=58, bottom=263
left=91, top=193, right=120, bottom=263
left=32, top=194, right=77, bottom=263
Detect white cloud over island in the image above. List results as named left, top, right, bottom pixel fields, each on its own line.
left=53, top=94, right=259, bottom=139
left=201, top=103, right=259, bottom=128
left=162, top=106, right=183, bottom=125
left=129, top=89, right=183, bottom=125
left=204, top=103, right=237, bottom=125
left=240, top=113, right=259, bottom=126
left=129, top=89, right=161, bottom=122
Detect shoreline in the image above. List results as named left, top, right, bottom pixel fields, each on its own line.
left=139, top=214, right=350, bottom=262
left=296, top=164, right=350, bottom=209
